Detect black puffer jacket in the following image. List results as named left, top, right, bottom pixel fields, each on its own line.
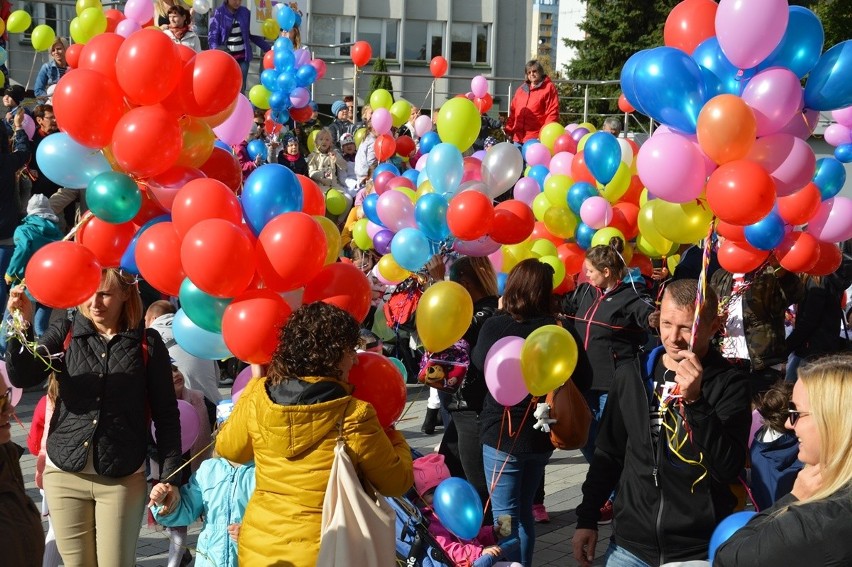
left=6, top=312, right=183, bottom=479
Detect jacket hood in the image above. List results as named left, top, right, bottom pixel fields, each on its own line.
left=24, top=214, right=62, bottom=235
left=150, top=314, right=175, bottom=342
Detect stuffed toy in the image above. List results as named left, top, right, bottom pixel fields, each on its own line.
left=532, top=402, right=557, bottom=433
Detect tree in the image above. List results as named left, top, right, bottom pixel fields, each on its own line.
left=365, top=58, right=394, bottom=107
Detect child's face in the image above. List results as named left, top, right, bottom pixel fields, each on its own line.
left=342, top=142, right=356, bottom=156
left=286, top=139, right=299, bottom=155
left=316, top=133, right=332, bottom=152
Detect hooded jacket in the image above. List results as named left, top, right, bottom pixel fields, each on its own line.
left=504, top=75, right=560, bottom=143
left=749, top=428, right=802, bottom=511
left=6, top=213, right=62, bottom=282
left=215, top=375, right=413, bottom=566
left=207, top=3, right=270, bottom=63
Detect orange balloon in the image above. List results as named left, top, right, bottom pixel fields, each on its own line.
left=697, top=94, right=757, bottom=165
left=375, top=134, right=396, bottom=162
left=176, top=116, right=216, bottom=169
left=664, top=0, right=719, bottom=54
left=296, top=174, right=326, bottom=216
left=571, top=152, right=597, bottom=185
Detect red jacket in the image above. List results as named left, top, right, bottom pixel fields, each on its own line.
left=505, top=76, right=560, bottom=143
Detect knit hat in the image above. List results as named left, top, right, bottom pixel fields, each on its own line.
left=484, top=136, right=498, bottom=149
left=332, top=100, right=347, bottom=117
left=282, top=131, right=298, bottom=144
left=26, top=194, right=59, bottom=223
left=339, top=132, right=355, bottom=146
left=4, top=85, right=25, bottom=105
left=413, top=453, right=451, bottom=496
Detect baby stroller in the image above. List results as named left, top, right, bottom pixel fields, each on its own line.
left=389, top=493, right=454, bottom=567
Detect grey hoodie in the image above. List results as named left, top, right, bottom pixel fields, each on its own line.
left=149, top=314, right=221, bottom=404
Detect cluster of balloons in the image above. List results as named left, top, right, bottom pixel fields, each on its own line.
left=365, top=88, right=418, bottom=163
left=3, top=8, right=61, bottom=52
left=249, top=4, right=326, bottom=124
left=824, top=106, right=852, bottom=163
left=618, top=0, right=851, bottom=277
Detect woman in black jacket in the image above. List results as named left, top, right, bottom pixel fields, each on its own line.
left=5, top=268, right=182, bottom=567
left=714, top=354, right=852, bottom=566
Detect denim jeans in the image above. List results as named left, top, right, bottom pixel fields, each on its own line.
left=238, top=58, right=249, bottom=93
left=580, top=390, right=608, bottom=463
left=604, top=543, right=653, bottom=567
left=482, top=444, right=551, bottom=566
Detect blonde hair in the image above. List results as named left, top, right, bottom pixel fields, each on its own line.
left=795, top=355, right=852, bottom=503
left=78, top=269, right=143, bottom=332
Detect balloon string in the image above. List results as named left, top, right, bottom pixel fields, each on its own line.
left=157, top=439, right=217, bottom=485
left=25, top=51, right=39, bottom=92
left=483, top=398, right=538, bottom=519
left=687, top=219, right=715, bottom=353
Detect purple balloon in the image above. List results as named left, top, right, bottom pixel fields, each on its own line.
left=746, top=134, right=816, bottom=196
left=213, top=94, right=253, bottom=146
left=231, top=366, right=253, bottom=404
left=373, top=229, right=394, bottom=255
left=808, top=197, right=852, bottom=243
left=289, top=86, right=311, bottom=109
left=452, top=235, right=501, bottom=257
left=484, top=336, right=528, bottom=406
left=366, top=220, right=384, bottom=239
left=151, top=399, right=200, bottom=454
left=570, top=128, right=590, bottom=143
left=115, top=19, right=141, bottom=38
left=513, top=177, right=542, bottom=206
left=376, top=190, right=417, bottom=232
left=824, top=124, right=852, bottom=147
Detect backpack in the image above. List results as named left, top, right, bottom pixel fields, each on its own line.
left=383, top=277, right=424, bottom=332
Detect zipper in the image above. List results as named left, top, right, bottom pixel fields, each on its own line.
left=649, top=372, right=665, bottom=566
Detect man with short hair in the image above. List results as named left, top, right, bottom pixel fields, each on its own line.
left=602, top=116, right=622, bottom=137
left=572, top=279, right=752, bottom=567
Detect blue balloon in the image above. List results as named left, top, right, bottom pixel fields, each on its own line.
left=276, top=6, right=296, bottom=31
left=744, top=211, right=785, bottom=251
left=835, top=143, right=852, bottom=164
left=273, top=48, right=295, bottom=72
left=172, top=309, right=232, bottom=360
left=390, top=228, right=432, bottom=271
left=241, top=164, right=303, bottom=235
left=419, top=131, right=440, bottom=154
left=433, top=478, right=483, bottom=540
left=295, top=64, right=317, bottom=87
left=758, top=6, right=824, bottom=79
left=293, top=11, right=302, bottom=28
left=361, top=193, right=383, bottom=226
left=633, top=47, right=707, bottom=134
left=567, top=182, right=598, bottom=214
left=575, top=222, right=595, bottom=250
left=214, top=140, right=231, bottom=152
left=374, top=162, right=400, bottom=178
left=708, top=511, right=757, bottom=561
left=415, top=193, right=450, bottom=242
left=813, top=157, right=847, bottom=200
left=260, top=69, right=279, bottom=91
left=271, top=109, right=290, bottom=124
left=527, top=164, right=550, bottom=189
left=583, top=132, right=621, bottom=184
left=36, top=132, right=112, bottom=188
left=273, top=36, right=294, bottom=53
left=692, top=37, right=751, bottom=97
left=269, top=89, right=289, bottom=112
left=120, top=215, right=170, bottom=276
left=276, top=71, right=296, bottom=94
left=496, top=272, right=508, bottom=295
left=521, top=138, right=540, bottom=161
left=804, top=40, right=852, bottom=111
left=620, top=49, right=651, bottom=115
left=402, top=169, right=420, bottom=186
left=246, top=139, right=267, bottom=161
left=425, top=143, right=464, bottom=196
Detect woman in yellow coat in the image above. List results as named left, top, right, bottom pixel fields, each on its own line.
left=215, top=302, right=413, bottom=566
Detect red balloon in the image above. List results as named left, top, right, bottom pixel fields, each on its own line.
left=430, top=56, right=448, bottom=78
left=350, top=40, right=373, bottom=67
left=222, top=289, right=292, bottom=364
left=717, top=240, right=770, bottom=274
left=347, top=352, right=406, bottom=428
left=554, top=275, right=576, bottom=295
left=181, top=219, right=256, bottom=298
left=629, top=252, right=653, bottom=277
left=172, top=178, right=242, bottom=238
left=664, top=0, right=718, bottom=54
left=132, top=185, right=168, bottom=225
left=373, top=170, right=396, bottom=195
left=387, top=176, right=415, bottom=193
left=462, top=157, right=483, bottom=183
left=296, top=174, right=326, bottom=215
left=199, top=147, right=242, bottom=193
left=474, top=93, right=493, bottom=114
left=618, top=93, right=635, bottom=114
left=135, top=222, right=186, bottom=296
left=374, top=134, right=396, bottom=162
left=553, top=133, right=578, bottom=155
left=65, top=43, right=83, bottom=69
left=25, top=242, right=102, bottom=309
left=303, top=263, right=372, bottom=322
left=78, top=33, right=124, bottom=83
left=557, top=242, right=585, bottom=275
left=112, top=105, right=183, bottom=179
left=531, top=221, right=564, bottom=247
left=395, top=135, right=416, bottom=159
left=613, top=202, right=639, bottom=239
left=620, top=175, right=645, bottom=206
left=180, top=50, right=243, bottom=117
left=145, top=166, right=206, bottom=211
left=104, top=9, right=125, bottom=33
left=256, top=212, right=327, bottom=292
left=262, top=50, right=274, bottom=70
left=774, top=231, right=820, bottom=273
left=706, top=160, right=776, bottom=226
left=570, top=152, right=597, bottom=185
left=53, top=69, right=125, bottom=149
left=490, top=201, right=535, bottom=245
left=309, top=58, right=327, bottom=80
left=808, top=241, right=841, bottom=276
left=447, top=191, right=495, bottom=241
left=115, top=28, right=180, bottom=105
left=777, top=182, right=821, bottom=226
left=175, top=44, right=197, bottom=65
left=77, top=218, right=137, bottom=268
left=290, top=105, right=314, bottom=123
left=716, top=220, right=746, bottom=242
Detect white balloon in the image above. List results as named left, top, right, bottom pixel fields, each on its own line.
left=481, top=142, right=523, bottom=199
left=193, top=0, right=211, bottom=15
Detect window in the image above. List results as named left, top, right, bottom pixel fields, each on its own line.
left=476, top=24, right=489, bottom=63
left=403, top=21, right=444, bottom=61
left=450, top=23, right=490, bottom=64
left=309, top=15, right=354, bottom=57
left=357, top=18, right=399, bottom=60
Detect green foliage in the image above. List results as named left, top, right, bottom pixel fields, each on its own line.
left=790, top=0, right=852, bottom=49
left=366, top=58, right=394, bottom=106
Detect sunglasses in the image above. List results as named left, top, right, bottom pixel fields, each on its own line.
left=0, top=389, right=12, bottom=413
left=787, top=406, right=811, bottom=426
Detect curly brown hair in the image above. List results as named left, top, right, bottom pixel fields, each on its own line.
left=267, top=302, right=360, bottom=385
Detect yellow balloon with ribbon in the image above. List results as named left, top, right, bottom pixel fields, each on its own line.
left=416, top=281, right=474, bottom=352
left=530, top=238, right=558, bottom=259
left=520, top=325, right=578, bottom=395
left=325, top=189, right=348, bottom=216
left=31, top=25, right=56, bottom=52
left=653, top=199, right=713, bottom=244
left=415, top=180, right=434, bottom=200
left=377, top=254, right=409, bottom=284
left=390, top=99, right=412, bottom=129
left=369, top=89, right=393, bottom=111
left=436, top=97, right=480, bottom=152
left=69, top=17, right=90, bottom=44
left=7, top=10, right=32, bottom=34
left=249, top=85, right=271, bottom=109
left=539, top=122, right=564, bottom=151
left=591, top=227, right=625, bottom=248
left=313, top=216, right=342, bottom=265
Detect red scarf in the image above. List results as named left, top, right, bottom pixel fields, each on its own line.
left=169, top=25, right=189, bottom=41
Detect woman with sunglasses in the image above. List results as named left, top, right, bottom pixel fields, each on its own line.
left=714, top=354, right=852, bottom=566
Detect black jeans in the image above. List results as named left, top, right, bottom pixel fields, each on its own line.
left=439, top=410, right=492, bottom=524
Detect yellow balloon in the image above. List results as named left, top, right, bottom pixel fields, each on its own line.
left=31, top=25, right=56, bottom=52
left=416, top=281, right=474, bottom=352
left=598, top=163, right=632, bottom=203
left=543, top=174, right=572, bottom=207
left=325, top=189, right=348, bottom=216
left=369, top=89, right=394, bottom=111
left=576, top=132, right=592, bottom=153
left=622, top=243, right=634, bottom=265
left=436, top=97, right=480, bottom=152
left=637, top=201, right=674, bottom=256
left=591, top=227, right=625, bottom=248
left=520, top=324, right=578, bottom=395
left=653, top=199, right=714, bottom=244
left=262, top=19, right=280, bottom=40
left=0, top=19, right=5, bottom=36
left=635, top=235, right=663, bottom=259
left=307, top=129, right=320, bottom=153
left=76, top=0, right=101, bottom=16
left=543, top=207, right=577, bottom=239
left=578, top=122, right=597, bottom=133
left=503, top=241, right=533, bottom=271
left=249, top=85, right=271, bottom=109
left=354, top=127, right=367, bottom=148
left=539, top=122, right=565, bottom=151
left=532, top=193, right=553, bottom=222
left=352, top=218, right=373, bottom=250
left=530, top=239, right=558, bottom=259
left=69, top=17, right=91, bottom=44
left=396, top=187, right=417, bottom=202
left=415, top=180, right=435, bottom=199
left=639, top=188, right=650, bottom=207
left=390, top=99, right=412, bottom=129
left=313, top=216, right=342, bottom=265
left=539, top=255, right=565, bottom=287
left=378, top=254, right=409, bottom=284
left=79, top=6, right=107, bottom=36
left=7, top=10, right=32, bottom=34
left=667, top=254, right=681, bottom=275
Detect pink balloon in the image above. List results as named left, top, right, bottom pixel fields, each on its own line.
left=808, top=197, right=852, bottom=243
left=151, top=399, right=200, bottom=454
left=462, top=157, right=483, bottom=183
left=123, top=0, right=152, bottom=24
left=309, top=58, right=327, bottom=80
left=824, top=124, right=852, bottom=147
left=832, top=107, right=852, bottom=128
left=746, top=134, right=816, bottom=197
left=366, top=220, right=384, bottom=239
left=231, top=366, right=253, bottom=404
left=147, top=166, right=206, bottom=211
left=692, top=141, right=718, bottom=178
left=414, top=115, right=433, bottom=138
left=715, top=0, right=789, bottom=69
left=213, top=94, right=253, bottom=146
left=776, top=110, right=814, bottom=140
left=21, top=114, right=35, bottom=140
left=565, top=123, right=579, bottom=133
left=388, top=176, right=416, bottom=192
left=289, top=87, right=311, bottom=109
left=470, top=75, right=489, bottom=99
left=525, top=143, right=552, bottom=167
left=376, top=190, right=416, bottom=232
left=741, top=67, right=804, bottom=137
left=371, top=108, right=392, bottom=135
left=636, top=133, right=706, bottom=203
left=580, top=196, right=613, bottom=229
left=513, top=177, right=541, bottom=206
left=484, top=336, right=528, bottom=406
left=373, top=170, right=395, bottom=195
left=415, top=152, right=428, bottom=171
left=471, top=150, right=487, bottom=161
left=0, top=361, right=22, bottom=407
left=488, top=248, right=503, bottom=273
left=115, top=19, right=141, bottom=38
left=549, top=151, right=574, bottom=176
left=452, top=235, right=501, bottom=257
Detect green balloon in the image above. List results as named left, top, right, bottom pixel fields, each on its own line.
left=86, top=171, right=142, bottom=224
left=179, top=278, right=232, bottom=334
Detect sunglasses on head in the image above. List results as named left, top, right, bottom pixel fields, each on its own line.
left=787, top=404, right=811, bottom=426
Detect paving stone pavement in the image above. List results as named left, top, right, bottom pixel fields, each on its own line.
left=12, top=384, right=611, bottom=566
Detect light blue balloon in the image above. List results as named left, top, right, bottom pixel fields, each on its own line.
left=241, top=164, right=303, bottom=235
left=276, top=5, right=296, bottom=30
left=172, top=309, right=232, bottom=360
left=496, top=272, right=508, bottom=295
left=260, top=68, right=279, bottom=91
left=527, top=164, right=549, bottom=189
left=414, top=193, right=450, bottom=242
left=583, top=132, right=621, bottom=184
left=403, top=169, right=420, bottom=186
left=425, top=143, right=464, bottom=196
left=804, top=40, right=852, bottom=111
left=576, top=222, right=595, bottom=250
left=692, top=37, right=751, bottom=97
left=758, top=6, right=824, bottom=79
left=633, top=47, right=707, bottom=134
left=390, top=228, right=432, bottom=271
left=433, top=477, right=484, bottom=540
left=35, top=132, right=112, bottom=188
left=273, top=36, right=294, bottom=53
left=274, top=48, right=295, bottom=73
left=812, top=157, right=847, bottom=200
left=744, top=211, right=785, bottom=251
left=416, top=168, right=430, bottom=188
